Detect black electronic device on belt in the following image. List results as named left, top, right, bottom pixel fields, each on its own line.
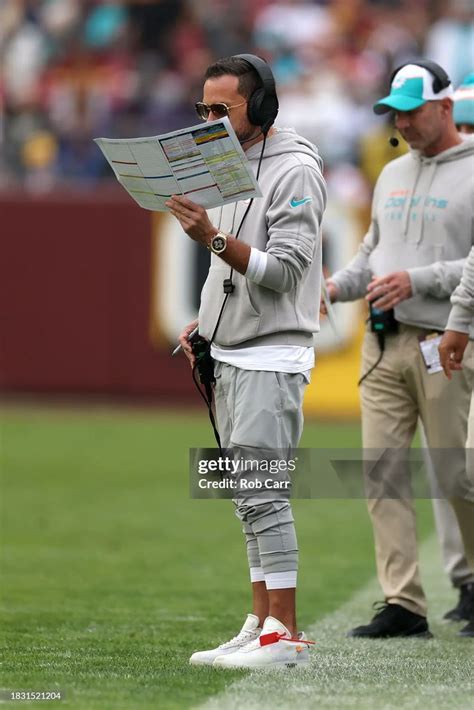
left=189, top=331, right=222, bottom=452
left=190, top=332, right=216, bottom=395
left=369, top=304, right=399, bottom=335
left=358, top=305, right=399, bottom=386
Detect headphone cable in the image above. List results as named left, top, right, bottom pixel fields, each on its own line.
left=209, top=132, right=267, bottom=345
left=358, top=332, right=385, bottom=387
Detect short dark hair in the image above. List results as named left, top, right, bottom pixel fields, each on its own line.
left=204, top=56, right=262, bottom=99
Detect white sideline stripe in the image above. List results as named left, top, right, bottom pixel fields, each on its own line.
left=198, top=534, right=473, bottom=710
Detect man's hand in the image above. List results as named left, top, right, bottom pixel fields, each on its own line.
left=166, top=195, right=216, bottom=246
left=366, top=271, right=412, bottom=310
left=320, top=281, right=339, bottom=315
left=167, top=194, right=251, bottom=274
left=178, top=319, right=199, bottom=367
left=438, top=330, right=469, bottom=380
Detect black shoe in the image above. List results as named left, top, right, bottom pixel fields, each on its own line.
left=443, top=583, right=474, bottom=622
left=458, top=618, right=474, bottom=637
left=347, top=602, right=433, bottom=639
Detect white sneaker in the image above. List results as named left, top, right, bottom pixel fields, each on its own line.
left=213, top=616, right=313, bottom=669
left=189, top=614, right=261, bottom=666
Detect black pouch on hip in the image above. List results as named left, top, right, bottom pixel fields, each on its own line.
left=190, top=333, right=215, bottom=391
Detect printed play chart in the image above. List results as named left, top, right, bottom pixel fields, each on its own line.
left=95, top=118, right=262, bottom=211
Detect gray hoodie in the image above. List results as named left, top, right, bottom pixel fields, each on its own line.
left=330, top=136, right=474, bottom=336
left=198, top=128, right=327, bottom=347
left=446, top=246, right=474, bottom=333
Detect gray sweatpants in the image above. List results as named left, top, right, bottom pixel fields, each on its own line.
left=213, top=361, right=308, bottom=581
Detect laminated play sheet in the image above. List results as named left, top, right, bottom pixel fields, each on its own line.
left=95, top=117, right=262, bottom=212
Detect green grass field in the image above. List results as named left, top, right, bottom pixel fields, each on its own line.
left=1, top=406, right=470, bottom=709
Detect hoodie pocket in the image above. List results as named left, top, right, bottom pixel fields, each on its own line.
left=200, top=267, right=262, bottom=345
left=421, top=216, right=445, bottom=256
left=245, top=279, right=261, bottom=318
left=220, top=275, right=261, bottom=343
left=417, top=225, right=444, bottom=260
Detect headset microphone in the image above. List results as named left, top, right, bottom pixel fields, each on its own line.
left=389, top=135, right=399, bottom=147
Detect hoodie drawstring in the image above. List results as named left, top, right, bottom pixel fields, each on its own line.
left=415, top=160, right=438, bottom=245
left=402, top=157, right=440, bottom=246
left=402, top=159, right=422, bottom=238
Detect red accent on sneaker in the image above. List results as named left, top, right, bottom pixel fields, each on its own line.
left=259, top=632, right=316, bottom=647
left=259, top=632, right=282, bottom=646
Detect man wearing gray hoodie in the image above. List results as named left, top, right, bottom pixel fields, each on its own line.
left=325, top=61, right=474, bottom=639
left=169, top=55, right=327, bottom=668
left=440, top=250, right=474, bottom=483
left=438, top=248, right=474, bottom=637
left=420, top=73, right=474, bottom=630
left=440, top=247, right=474, bottom=375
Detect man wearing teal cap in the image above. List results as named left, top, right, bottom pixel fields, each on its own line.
left=373, top=63, right=455, bottom=114
left=453, top=73, right=474, bottom=133
left=376, top=65, right=474, bottom=632
left=323, top=60, right=474, bottom=639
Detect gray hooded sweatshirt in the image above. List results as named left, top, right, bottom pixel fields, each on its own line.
left=198, top=128, right=327, bottom=348
left=446, top=246, right=474, bottom=333
left=330, top=136, right=474, bottom=336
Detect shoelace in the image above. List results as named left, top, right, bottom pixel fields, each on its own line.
left=372, top=601, right=391, bottom=616
left=219, top=629, right=257, bottom=650
left=239, top=636, right=264, bottom=653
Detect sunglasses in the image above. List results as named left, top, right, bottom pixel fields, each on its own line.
left=195, top=100, right=247, bottom=121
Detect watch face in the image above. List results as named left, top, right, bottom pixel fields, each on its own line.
left=212, top=235, right=226, bottom=253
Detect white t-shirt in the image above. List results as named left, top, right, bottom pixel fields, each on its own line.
left=211, top=343, right=314, bottom=376
left=210, top=246, right=315, bottom=375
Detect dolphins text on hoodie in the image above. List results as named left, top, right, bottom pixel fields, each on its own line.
left=198, top=128, right=327, bottom=348
left=331, top=136, right=474, bottom=337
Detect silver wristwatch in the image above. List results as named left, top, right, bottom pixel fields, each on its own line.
left=209, top=231, right=228, bottom=255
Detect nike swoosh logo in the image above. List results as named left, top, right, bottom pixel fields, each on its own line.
left=290, top=197, right=313, bottom=208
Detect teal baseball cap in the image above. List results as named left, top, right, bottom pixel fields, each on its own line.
left=453, top=73, right=474, bottom=126
left=374, top=64, right=454, bottom=115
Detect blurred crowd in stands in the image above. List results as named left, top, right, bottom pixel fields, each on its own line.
left=0, top=0, right=473, bottom=195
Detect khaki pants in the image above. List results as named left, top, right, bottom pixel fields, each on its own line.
left=468, top=387, right=474, bottom=477
left=422, top=425, right=474, bottom=588
left=360, top=324, right=474, bottom=617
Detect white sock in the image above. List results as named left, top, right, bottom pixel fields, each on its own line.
left=264, top=570, right=297, bottom=590
left=250, top=566, right=265, bottom=583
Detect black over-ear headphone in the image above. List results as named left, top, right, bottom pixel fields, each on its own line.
left=390, top=59, right=451, bottom=94
left=233, top=53, right=279, bottom=134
